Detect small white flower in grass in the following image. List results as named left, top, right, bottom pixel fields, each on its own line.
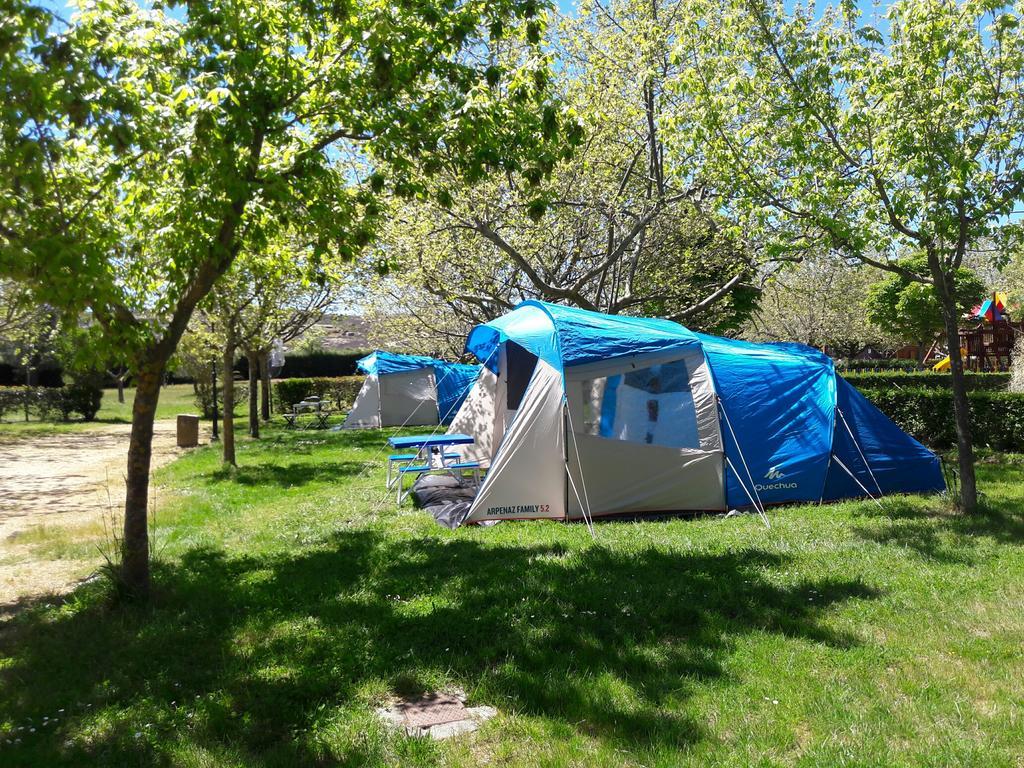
left=134, top=732, right=142, bottom=739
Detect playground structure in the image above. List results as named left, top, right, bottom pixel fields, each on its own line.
left=933, top=292, right=1022, bottom=372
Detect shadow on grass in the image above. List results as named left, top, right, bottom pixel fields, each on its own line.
left=0, top=532, right=877, bottom=766
left=851, top=492, right=1024, bottom=565
left=207, top=460, right=368, bottom=488
left=262, top=427, right=400, bottom=450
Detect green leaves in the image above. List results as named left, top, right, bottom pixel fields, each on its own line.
left=1, top=0, right=567, bottom=370
left=864, top=256, right=987, bottom=342
left=670, top=0, right=1024, bottom=282
left=526, top=196, right=548, bottom=221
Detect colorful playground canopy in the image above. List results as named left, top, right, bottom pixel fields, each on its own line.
left=445, top=301, right=944, bottom=524
left=973, top=291, right=1009, bottom=322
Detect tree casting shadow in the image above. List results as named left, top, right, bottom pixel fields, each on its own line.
left=0, top=530, right=878, bottom=766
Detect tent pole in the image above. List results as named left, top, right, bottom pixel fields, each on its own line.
left=832, top=454, right=884, bottom=509
left=564, top=403, right=596, bottom=537
left=716, top=396, right=768, bottom=520
left=836, top=407, right=884, bottom=497
left=819, top=452, right=832, bottom=505
left=430, top=368, right=441, bottom=424
left=563, top=402, right=570, bottom=525
left=725, top=456, right=771, bottom=529
left=375, top=375, right=383, bottom=429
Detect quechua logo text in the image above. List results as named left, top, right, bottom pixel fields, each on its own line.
left=755, top=466, right=797, bottom=492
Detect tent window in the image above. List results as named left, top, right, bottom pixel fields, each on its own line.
left=505, top=342, right=538, bottom=411
left=579, top=359, right=700, bottom=449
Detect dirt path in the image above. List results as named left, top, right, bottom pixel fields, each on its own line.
left=0, top=420, right=199, bottom=613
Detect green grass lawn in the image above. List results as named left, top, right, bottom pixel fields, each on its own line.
left=0, top=384, right=236, bottom=437
left=1, top=430, right=1022, bottom=767
left=94, top=383, right=205, bottom=423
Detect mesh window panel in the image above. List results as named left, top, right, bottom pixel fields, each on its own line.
left=581, top=359, right=701, bottom=449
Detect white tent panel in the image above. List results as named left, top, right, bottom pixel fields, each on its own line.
left=378, top=368, right=439, bottom=426
left=687, top=352, right=722, bottom=452
left=561, top=348, right=725, bottom=516
left=567, top=434, right=725, bottom=516
left=446, top=366, right=503, bottom=466
left=342, top=375, right=381, bottom=429
left=464, top=359, right=566, bottom=522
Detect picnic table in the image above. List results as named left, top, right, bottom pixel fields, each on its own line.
left=386, top=433, right=481, bottom=503
left=282, top=398, right=333, bottom=430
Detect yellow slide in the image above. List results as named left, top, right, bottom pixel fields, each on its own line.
left=931, top=347, right=967, bottom=372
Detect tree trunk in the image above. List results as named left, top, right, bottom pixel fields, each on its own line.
left=247, top=350, right=259, bottom=438
left=260, top=350, right=272, bottom=421
left=116, top=374, right=126, bottom=404
left=929, top=258, right=978, bottom=513
left=23, top=365, right=30, bottom=422
left=222, top=341, right=236, bottom=466
left=122, top=364, right=163, bottom=599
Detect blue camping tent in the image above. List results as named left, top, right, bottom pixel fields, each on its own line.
left=343, top=351, right=480, bottom=428
left=446, top=301, right=943, bottom=524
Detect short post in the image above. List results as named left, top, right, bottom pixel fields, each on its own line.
left=210, top=360, right=219, bottom=442
left=176, top=414, right=200, bottom=448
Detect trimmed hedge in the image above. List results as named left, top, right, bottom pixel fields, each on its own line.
left=845, top=371, right=1010, bottom=391
left=861, top=388, right=1024, bottom=450
left=169, top=352, right=370, bottom=384
left=273, top=376, right=365, bottom=414
left=0, top=362, right=64, bottom=387
left=839, top=359, right=923, bottom=372
left=0, top=383, right=103, bottom=422
left=257, top=352, right=369, bottom=379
